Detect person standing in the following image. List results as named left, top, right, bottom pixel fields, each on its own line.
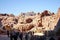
left=6, top=30, right=10, bottom=37
left=9, top=29, right=14, bottom=40
left=19, top=31, right=23, bottom=40
left=9, top=29, right=19, bottom=40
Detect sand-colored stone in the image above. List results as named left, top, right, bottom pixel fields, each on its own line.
left=0, top=8, right=60, bottom=34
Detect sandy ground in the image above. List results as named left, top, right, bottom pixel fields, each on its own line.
left=0, top=35, right=20, bottom=40
left=0, top=35, right=10, bottom=40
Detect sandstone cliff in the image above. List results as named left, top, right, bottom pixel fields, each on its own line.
left=0, top=8, right=60, bottom=34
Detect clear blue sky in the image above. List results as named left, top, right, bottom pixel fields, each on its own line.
left=0, top=0, right=60, bottom=15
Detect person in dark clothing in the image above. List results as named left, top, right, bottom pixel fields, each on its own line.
left=6, top=30, right=10, bottom=37
left=25, top=33, right=28, bottom=40
left=25, top=31, right=34, bottom=40
left=14, top=29, right=19, bottom=40
left=19, top=32, right=23, bottom=40
left=49, top=37, right=55, bottom=40
left=22, top=32, right=27, bottom=40
left=10, top=30, right=14, bottom=40
left=9, top=29, right=19, bottom=40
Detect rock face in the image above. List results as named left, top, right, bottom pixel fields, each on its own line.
left=57, top=8, right=60, bottom=18
left=0, top=14, right=18, bottom=30
left=0, top=8, right=60, bottom=34
left=12, top=9, right=60, bottom=33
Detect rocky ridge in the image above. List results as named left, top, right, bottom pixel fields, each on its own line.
left=0, top=8, right=60, bottom=34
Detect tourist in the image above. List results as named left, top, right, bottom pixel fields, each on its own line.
left=6, top=30, right=10, bottom=37
left=19, top=31, right=23, bottom=40
left=9, top=29, right=19, bottom=40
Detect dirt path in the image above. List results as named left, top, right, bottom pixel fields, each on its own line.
left=0, top=35, right=10, bottom=40
left=0, top=35, right=20, bottom=40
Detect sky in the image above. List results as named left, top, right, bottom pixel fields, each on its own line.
left=0, top=0, right=60, bottom=15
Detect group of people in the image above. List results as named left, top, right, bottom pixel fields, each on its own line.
left=6, top=29, right=34, bottom=40
left=6, top=29, right=47, bottom=40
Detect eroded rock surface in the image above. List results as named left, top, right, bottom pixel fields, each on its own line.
left=0, top=8, right=60, bottom=34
